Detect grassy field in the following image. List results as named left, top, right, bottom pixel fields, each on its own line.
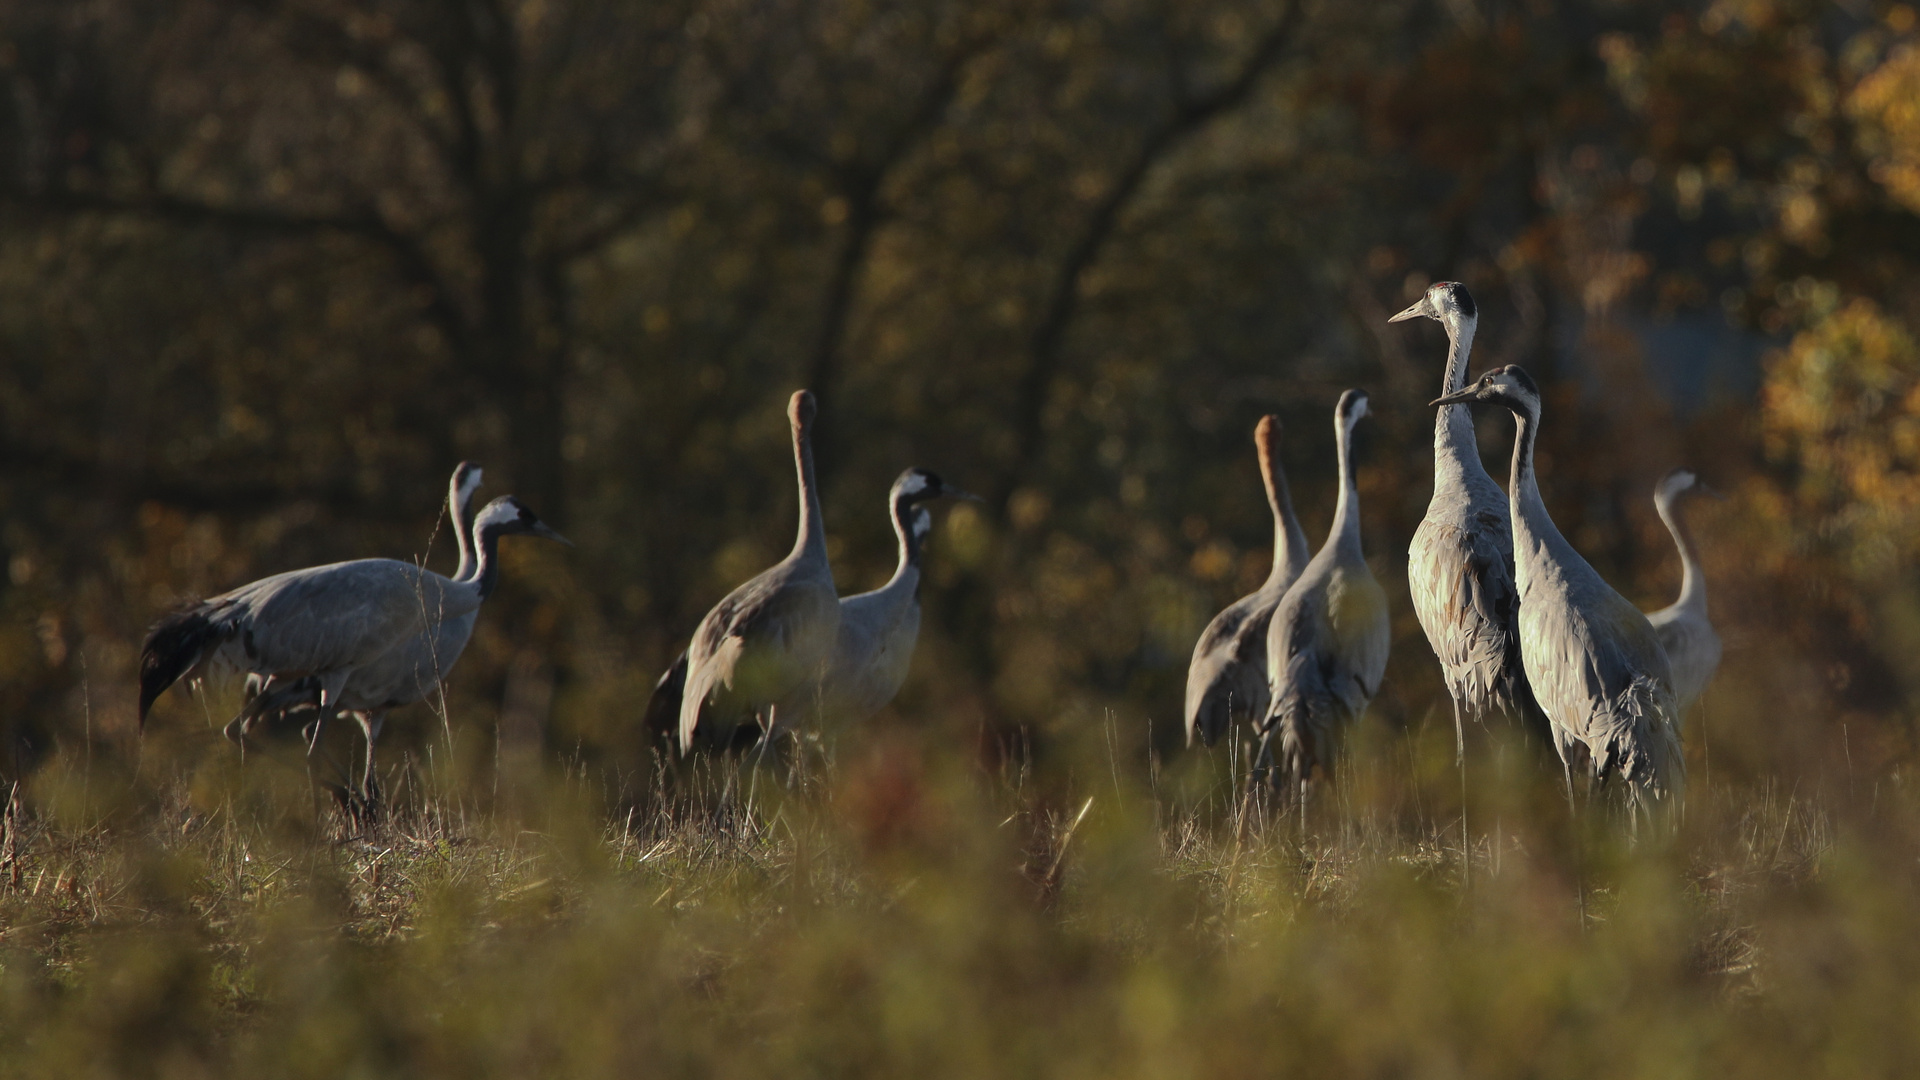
left=0, top=703, right=1909, bottom=1080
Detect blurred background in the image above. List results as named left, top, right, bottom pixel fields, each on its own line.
left=0, top=0, right=1914, bottom=799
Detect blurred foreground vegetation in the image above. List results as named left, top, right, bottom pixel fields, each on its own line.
left=3, top=725, right=1908, bottom=1079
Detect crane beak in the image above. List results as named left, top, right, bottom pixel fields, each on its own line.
left=532, top=521, right=574, bottom=546
left=946, top=485, right=984, bottom=503
left=1699, top=482, right=1728, bottom=502
left=1388, top=298, right=1433, bottom=323
left=1429, top=387, right=1477, bottom=407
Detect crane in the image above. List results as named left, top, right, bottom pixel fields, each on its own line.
left=1390, top=281, right=1540, bottom=762
left=233, top=462, right=521, bottom=811
left=1646, top=468, right=1722, bottom=712
left=807, top=467, right=978, bottom=728
left=1254, top=390, right=1390, bottom=797
left=644, top=467, right=974, bottom=750
left=676, top=390, right=841, bottom=754
left=140, top=493, right=570, bottom=808
left=230, top=461, right=485, bottom=787
left=1432, top=366, right=1683, bottom=814
left=1184, top=415, right=1310, bottom=748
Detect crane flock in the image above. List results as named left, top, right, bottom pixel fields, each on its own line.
left=138, top=281, right=1717, bottom=827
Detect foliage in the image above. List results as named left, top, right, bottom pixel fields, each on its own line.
left=1761, top=297, right=1920, bottom=572
left=0, top=738, right=1900, bottom=1080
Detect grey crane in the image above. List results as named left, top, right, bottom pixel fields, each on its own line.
left=140, top=493, right=570, bottom=804
left=233, top=462, right=504, bottom=807
left=808, top=467, right=978, bottom=727
left=677, top=390, right=841, bottom=754
left=1432, top=366, right=1683, bottom=812
left=1254, top=390, right=1390, bottom=794
left=238, top=461, right=484, bottom=714
left=1390, top=281, right=1538, bottom=762
left=644, top=467, right=973, bottom=749
left=1184, top=415, right=1311, bottom=748
left=1646, top=468, right=1722, bottom=712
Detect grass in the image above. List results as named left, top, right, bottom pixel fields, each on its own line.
left=0, top=711, right=1911, bottom=1079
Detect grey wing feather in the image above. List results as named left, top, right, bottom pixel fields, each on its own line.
left=644, top=651, right=689, bottom=748
left=214, top=559, right=468, bottom=682
left=1649, top=608, right=1721, bottom=711
left=1184, top=588, right=1280, bottom=747
left=332, top=609, right=480, bottom=711
left=1260, top=585, right=1348, bottom=784
left=822, top=591, right=919, bottom=724
left=1524, top=584, right=1683, bottom=803
left=1260, top=553, right=1391, bottom=787
left=1409, top=513, right=1531, bottom=720
left=679, top=564, right=840, bottom=751
left=1325, top=563, right=1391, bottom=711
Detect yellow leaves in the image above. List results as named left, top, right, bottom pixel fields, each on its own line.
left=1760, top=298, right=1920, bottom=570
left=1849, top=46, right=1920, bottom=213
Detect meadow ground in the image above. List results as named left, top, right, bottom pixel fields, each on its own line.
left=0, top=703, right=1911, bottom=1080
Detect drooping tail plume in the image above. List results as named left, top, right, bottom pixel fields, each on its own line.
left=643, top=650, right=688, bottom=750
left=1254, top=652, right=1339, bottom=795
left=138, top=605, right=228, bottom=726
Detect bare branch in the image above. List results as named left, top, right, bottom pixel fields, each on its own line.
left=996, top=0, right=1308, bottom=507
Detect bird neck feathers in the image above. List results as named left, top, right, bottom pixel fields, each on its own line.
left=451, top=470, right=482, bottom=583
left=790, top=413, right=829, bottom=565
left=1328, top=411, right=1364, bottom=559
left=1433, top=313, right=1490, bottom=481
left=890, top=495, right=930, bottom=568
left=1504, top=398, right=1562, bottom=561
left=1656, top=489, right=1709, bottom=615
left=465, top=501, right=527, bottom=603
left=1260, top=446, right=1309, bottom=585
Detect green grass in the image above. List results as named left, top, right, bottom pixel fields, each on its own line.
left=3, top=715, right=1909, bottom=1079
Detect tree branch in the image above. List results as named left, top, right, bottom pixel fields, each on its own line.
left=4, top=188, right=473, bottom=351
left=996, top=0, right=1307, bottom=507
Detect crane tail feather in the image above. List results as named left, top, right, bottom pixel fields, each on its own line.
left=645, top=651, right=688, bottom=751
left=138, top=605, right=228, bottom=727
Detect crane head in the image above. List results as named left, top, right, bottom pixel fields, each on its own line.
left=789, top=389, right=818, bottom=431
left=1389, top=281, right=1476, bottom=325
left=1658, top=467, right=1727, bottom=504
left=452, top=461, right=484, bottom=508
left=1430, top=365, right=1540, bottom=416
left=1337, top=388, right=1371, bottom=427
left=893, top=467, right=981, bottom=505
left=474, top=496, right=573, bottom=546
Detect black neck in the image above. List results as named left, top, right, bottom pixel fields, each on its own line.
left=891, top=493, right=924, bottom=568
left=471, top=522, right=505, bottom=601
left=452, top=481, right=478, bottom=582
left=1506, top=399, right=1539, bottom=494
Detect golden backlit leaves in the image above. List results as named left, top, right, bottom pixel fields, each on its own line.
left=1849, top=45, right=1920, bottom=214
left=1761, top=298, right=1920, bottom=571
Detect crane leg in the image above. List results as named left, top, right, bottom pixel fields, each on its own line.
left=303, top=672, right=352, bottom=758
left=1452, top=696, right=1465, bottom=768
left=752, top=707, right=779, bottom=771
left=1455, top=697, right=1470, bottom=892
left=1248, top=725, right=1277, bottom=795
left=354, top=711, right=386, bottom=819
left=1556, top=740, right=1578, bottom=819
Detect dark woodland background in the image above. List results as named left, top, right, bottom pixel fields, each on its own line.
left=3, top=0, right=1918, bottom=796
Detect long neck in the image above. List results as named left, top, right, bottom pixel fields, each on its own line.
left=469, top=522, right=505, bottom=602
left=885, top=495, right=923, bottom=596
left=1328, top=416, right=1363, bottom=559
left=1506, top=405, right=1561, bottom=558
left=791, top=420, right=828, bottom=563
left=451, top=480, right=478, bottom=583
left=1656, top=491, right=1708, bottom=615
left=1433, top=314, right=1490, bottom=480
left=1260, top=442, right=1311, bottom=585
